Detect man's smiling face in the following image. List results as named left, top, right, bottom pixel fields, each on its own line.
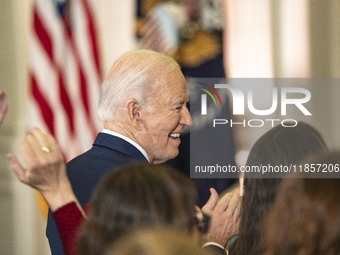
left=139, top=69, right=191, bottom=164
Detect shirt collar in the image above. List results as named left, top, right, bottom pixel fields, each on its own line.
left=101, top=129, right=150, bottom=162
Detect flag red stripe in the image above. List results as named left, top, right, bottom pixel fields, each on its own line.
left=81, top=0, right=102, bottom=76
left=57, top=72, right=75, bottom=132
left=33, top=10, right=53, bottom=60
left=78, top=63, right=97, bottom=134
left=31, top=74, right=55, bottom=135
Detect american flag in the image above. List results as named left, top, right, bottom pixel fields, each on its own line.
left=29, top=0, right=102, bottom=160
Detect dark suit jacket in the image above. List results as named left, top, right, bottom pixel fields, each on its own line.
left=46, top=133, right=148, bottom=255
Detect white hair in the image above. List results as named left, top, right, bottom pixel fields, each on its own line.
left=97, top=49, right=181, bottom=121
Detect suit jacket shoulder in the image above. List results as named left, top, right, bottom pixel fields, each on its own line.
left=67, top=132, right=148, bottom=205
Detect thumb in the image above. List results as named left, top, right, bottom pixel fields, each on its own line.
left=7, top=153, right=27, bottom=183
left=202, top=188, right=219, bottom=213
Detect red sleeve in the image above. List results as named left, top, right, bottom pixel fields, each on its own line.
left=53, top=202, right=85, bottom=255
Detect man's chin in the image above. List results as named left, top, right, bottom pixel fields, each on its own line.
left=153, top=150, right=179, bottom=164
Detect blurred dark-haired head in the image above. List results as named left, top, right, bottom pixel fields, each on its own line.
left=77, top=163, right=198, bottom=255
left=234, top=122, right=328, bottom=255
left=246, top=121, right=328, bottom=168
left=264, top=151, right=340, bottom=255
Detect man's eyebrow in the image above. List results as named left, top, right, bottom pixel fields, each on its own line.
left=178, top=99, right=189, bottom=105
left=176, top=96, right=189, bottom=105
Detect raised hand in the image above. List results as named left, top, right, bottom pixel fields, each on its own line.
left=7, top=128, right=80, bottom=212
left=202, top=187, right=241, bottom=247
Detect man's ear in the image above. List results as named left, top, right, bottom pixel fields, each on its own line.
left=126, top=99, right=143, bottom=130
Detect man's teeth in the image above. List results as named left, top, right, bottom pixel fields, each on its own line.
left=169, top=133, right=180, bottom=138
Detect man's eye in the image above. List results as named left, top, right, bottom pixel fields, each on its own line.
left=175, top=106, right=183, bottom=112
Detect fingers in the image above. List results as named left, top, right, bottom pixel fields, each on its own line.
left=232, top=187, right=242, bottom=221
left=7, top=128, right=63, bottom=183
left=202, top=188, right=242, bottom=246
left=233, top=200, right=241, bottom=228
left=202, top=188, right=219, bottom=213
left=6, top=153, right=27, bottom=182
left=23, top=132, right=49, bottom=168
left=203, top=187, right=241, bottom=217
left=20, top=137, right=42, bottom=169
left=31, top=128, right=55, bottom=149
left=225, top=191, right=241, bottom=218
left=22, top=128, right=62, bottom=165
left=215, top=192, right=232, bottom=212
left=32, top=128, right=63, bottom=159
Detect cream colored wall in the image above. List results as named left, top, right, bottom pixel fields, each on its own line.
left=225, top=0, right=340, bottom=160
left=95, top=0, right=137, bottom=75
left=308, top=0, right=340, bottom=149
left=0, top=0, right=34, bottom=254
left=276, top=0, right=340, bottom=150
left=0, top=1, right=135, bottom=254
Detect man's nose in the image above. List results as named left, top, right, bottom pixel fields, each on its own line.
left=180, top=105, right=192, bottom=126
